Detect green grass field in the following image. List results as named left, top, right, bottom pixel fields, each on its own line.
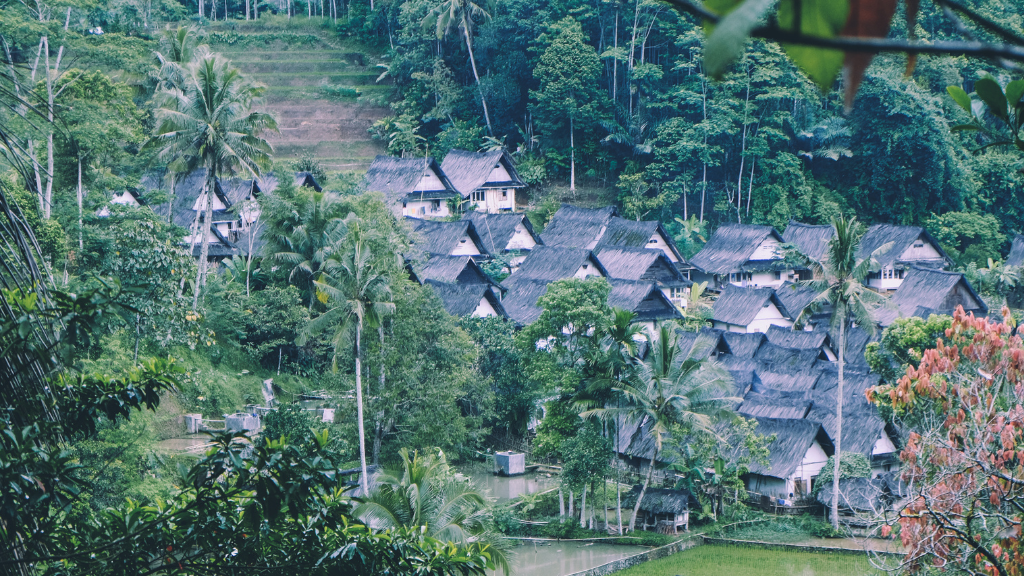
left=615, top=544, right=882, bottom=576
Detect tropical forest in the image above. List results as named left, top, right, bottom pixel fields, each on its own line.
left=3, top=0, right=1024, bottom=575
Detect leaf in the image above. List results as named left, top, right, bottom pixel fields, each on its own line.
left=947, top=85, right=973, bottom=114
left=777, top=0, right=849, bottom=92
left=975, top=76, right=1008, bottom=121
left=841, top=0, right=898, bottom=109
left=950, top=124, right=982, bottom=131
left=1006, top=79, right=1024, bottom=107
left=704, top=0, right=780, bottom=80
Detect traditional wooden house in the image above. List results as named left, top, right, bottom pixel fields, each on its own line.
left=365, top=156, right=459, bottom=219
left=711, top=285, right=794, bottom=333
left=781, top=220, right=834, bottom=268
left=539, top=204, right=686, bottom=264
left=147, top=168, right=246, bottom=265
left=594, top=246, right=691, bottom=308
left=424, top=280, right=507, bottom=318
left=441, top=149, right=526, bottom=213
left=411, top=255, right=495, bottom=286
left=738, top=417, right=834, bottom=500
left=857, top=224, right=951, bottom=291
left=406, top=218, right=487, bottom=257
left=97, top=189, right=145, bottom=217
left=185, top=226, right=241, bottom=262
left=622, top=486, right=695, bottom=533
left=773, top=281, right=827, bottom=328
left=499, top=246, right=608, bottom=325
left=461, top=211, right=541, bottom=268
left=690, top=224, right=796, bottom=290
left=876, top=266, right=987, bottom=327
left=721, top=332, right=767, bottom=359
left=607, top=280, right=683, bottom=331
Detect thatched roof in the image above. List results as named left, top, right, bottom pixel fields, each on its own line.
left=607, top=281, right=682, bottom=322
left=712, top=285, right=791, bottom=326
left=753, top=342, right=823, bottom=372
left=741, top=417, right=833, bottom=479
left=738, top=390, right=812, bottom=420
left=722, top=332, right=766, bottom=358
left=425, top=280, right=506, bottom=318
left=505, top=246, right=607, bottom=281
left=364, top=156, right=457, bottom=206
left=690, top=223, right=783, bottom=275
left=540, top=204, right=618, bottom=248
left=594, top=246, right=691, bottom=286
left=600, top=217, right=685, bottom=262
left=498, top=277, right=551, bottom=325
left=236, top=226, right=266, bottom=257
left=765, top=325, right=831, bottom=352
left=293, top=171, right=323, bottom=192
left=774, top=282, right=821, bottom=322
left=149, top=168, right=233, bottom=229
left=677, top=328, right=731, bottom=360
left=186, top=226, right=239, bottom=259
left=856, top=224, right=951, bottom=269
left=461, top=212, right=541, bottom=255
left=753, top=368, right=820, bottom=393
left=1008, top=234, right=1024, bottom=267
left=440, top=149, right=525, bottom=197
left=816, top=477, right=886, bottom=513
left=807, top=372, right=890, bottom=456
left=782, top=221, right=834, bottom=262
left=406, top=218, right=486, bottom=256
left=222, top=177, right=261, bottom=205
left=412, top=256, right=497, bottom=287
left=877, top=267, right=987, bottom=326
left=622, top=486, right=696, bottom=514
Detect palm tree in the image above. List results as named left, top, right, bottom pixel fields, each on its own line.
left=147, top=49, right=276, bottom=311
left=794, top=215, right=887, bottom=530
left=424, top=0, right=494, bottom=136
left=264, top=187, right=350, bottom=309
left=300, top=216, right=394, bottom=496
left=354, top=448, right=510, bottom=574
left=584, top=322, right=735, bottom=532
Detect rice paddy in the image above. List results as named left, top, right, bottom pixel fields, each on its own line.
left=615, top=544, right=883, bottom=576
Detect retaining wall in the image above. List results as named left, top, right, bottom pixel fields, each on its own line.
left=564, top=536, right=703, bottom=576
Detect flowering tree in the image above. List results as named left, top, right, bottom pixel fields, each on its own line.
left=868, top=306, right=1024, bottom=576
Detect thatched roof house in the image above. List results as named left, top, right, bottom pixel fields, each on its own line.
left=752, top=368, right=820, bottom=393
left=738, top=417, right=834, bottom=499
left=505, top=246, right=607, bottom=282
left=773, top=281, right=823, bottom=326
left=722, top=332, right=766, bottom=359
left=411, top=255, right=498, bottom=287
left=782, top=220, right=834, bottom=263
left=690, top=223, right=794, bottom=290
left=856, top=224, right=951, bottom=291
left=365, top=156, right=459, bottom=219
left=595, top=246, right=691, bottom=307
left=752, top=342, right=824, bottom=372
left=461, top=211, right=541, bottom=259
left=149, top=168, right=233, bottom=230
left=738, top=390, right=812, bottom=420
left=607, top=280, right=683, bottom=327
left=406, top=218, right=486, bottom=257
left=539, top=205, right=685, bottom=264
left=424, top=280, right=507, bottom=318
left=497, top=277, right=551, bottom=325
left=765, top=325, right=836, bottom=360
left=712, top=285, right=794, bottom=333
left=441, top=149, right=525, bottom=213
left=877, top=267, right=987, bottom=326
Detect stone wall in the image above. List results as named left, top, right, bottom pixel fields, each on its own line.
left=564, top=537, right=703, bottom=576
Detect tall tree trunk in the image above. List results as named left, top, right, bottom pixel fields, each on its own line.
left=746, top=157, right=755, bottom=216
left=831, top=319, right=845, bottom=530
left=463, top=27, right=493, bottom=137
left=568, top=490, right=574, bottom=518
left=735, top=64, right=751, bottom=225
left=616, top=475, right=622, bottom=534
left=580, top=484, right=587, bottom=528
left=570, top=116, right=576, bottom=192
left=134, top=312, right=141, bottom=361
left=193, top=165, right=215, bottom=312
left=77, top=156, right=83, bottom=250
left=373, top=323, right=385, bottom=466
left=629, top=449, right=659, bottom=532
left=612, top=10, right=618, bottom=103
left=356, top=322, right=369, bottom=495
left=559, top=487, right=565, bottom=517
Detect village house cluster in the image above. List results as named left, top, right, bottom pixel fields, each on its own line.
left=119, top=150, right=1006, bottom=529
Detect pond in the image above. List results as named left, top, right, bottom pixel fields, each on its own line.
left=461, top=467, right=559, bottom=501
left=498, top=541, right=644, bottom=576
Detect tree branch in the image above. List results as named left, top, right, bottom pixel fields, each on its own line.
left=660, top=0, right=1024, bottom=63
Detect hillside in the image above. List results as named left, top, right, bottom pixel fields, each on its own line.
left=206, top=21, right=389, bottom=172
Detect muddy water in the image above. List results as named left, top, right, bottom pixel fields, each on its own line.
left=464, top=469, right=558, bottom=501
left=499, top=541, right=643, bottom=576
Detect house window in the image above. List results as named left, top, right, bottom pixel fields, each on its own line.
left=471, top=190, right=485, bottom=203
left=648, top=238, right=657, bottom=244
left=670, top=287, right=687, bottom=300
left=774, top=271, right=781, bottom=280
left=430, top=200, right=441, bottom=212
left=913, top=241, right=924, bottom=248
left=501, top=190, right=508, bottom=199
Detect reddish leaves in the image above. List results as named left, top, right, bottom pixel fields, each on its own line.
left=840, top=0, right=898, bottom=109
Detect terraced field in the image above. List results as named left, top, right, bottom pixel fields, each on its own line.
left=209, top=24, right=390, bottom=172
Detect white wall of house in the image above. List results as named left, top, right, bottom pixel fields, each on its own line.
left=867, top=265, right=906, bottom=291
left=661, top=287, right=688, bottom=309
left=483, top=188, right=516, bottom=212
left=746, top=474, right=787, bottom=498
left=405, top=199, right=450, bottom=218
left=714, top=302, right=793, bottom=333
left=473, top=296, right=498, bottom=317
left=900, top=236, right=944, bottom=261
left=506, top=223, right=537, bottom=251
left=647, top=231, right=679, bottom=262
left=727, top=270, right=794, bottom=289
left=790, top=439, right=830, bottom=497
left=450, top=235, right=482, bottom=256
left=870, top=434, right=899, bottom=476
left=418, top=170, right=447, bottom=191
left=488, top=163, right=511, bottom=182
left=192, top=191, right=228, bottom=212
left=574, top=258, right=604, bottom=279
left=750, top=237, right=781, bottom=260
left=111, top=191, right=140, bottom=207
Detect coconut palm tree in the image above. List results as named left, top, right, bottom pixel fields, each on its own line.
left=354, top=448, right=510, bottom=574
left=584, top=322, right=735, bottom=532
left=147, top=49, right=276, bottom=311
left=423, top=0, right=494, bottom=136
left=299, top=216, right=394, bottom=496
left=794, top=215, right=888, bottom=530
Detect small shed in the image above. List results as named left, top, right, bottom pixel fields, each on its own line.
left=622, top=486, right=695, bottom=533
left=494, top=451, right=525, bottom=476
